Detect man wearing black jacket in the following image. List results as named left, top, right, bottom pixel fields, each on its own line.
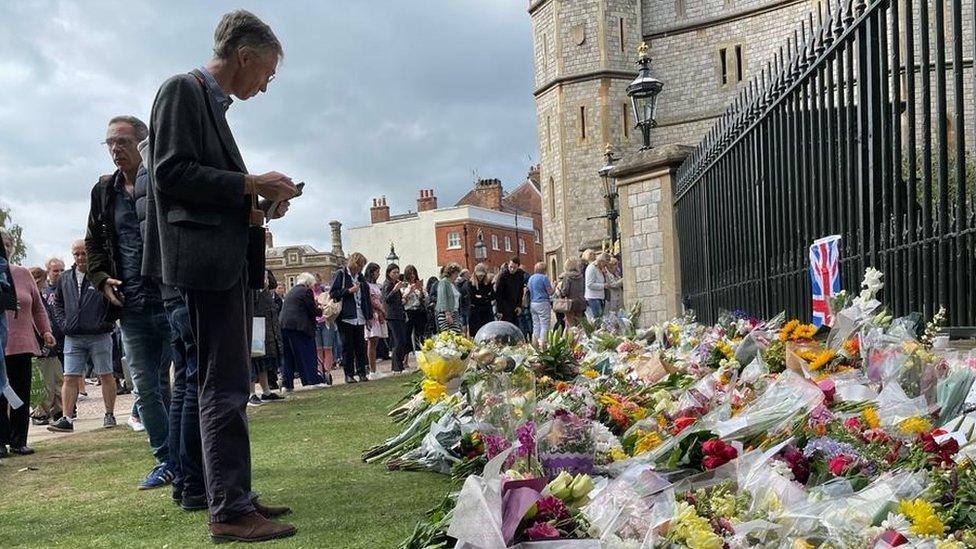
left=494, top=257, right=526, bottom=325
left=85, top=114, right=176, bottom=491
left=143, top=10, right=297, bottom=542
left=47, top=241, right=117, bottom=432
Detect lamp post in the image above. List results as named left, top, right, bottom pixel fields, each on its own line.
left=599, top=144, right=619, bottom=254
left=627, top=42, right=664, bottom=151
left=473, top=229, right=487, bottom=263
left=386, top=242, right=399, bottom=265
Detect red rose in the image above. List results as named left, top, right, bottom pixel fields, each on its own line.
left=672, top=417, right=696, bottom=434
left=878, top=529, right=908, bottom=546
left=844, top=417, right=862, bottom=431
left=719, top=444, right=738, bottom=460
left=828, top=455, right=853, bottom=476
left=702, top=456, right=725, bottom=470
left=701, top=439, right=724, bottom=455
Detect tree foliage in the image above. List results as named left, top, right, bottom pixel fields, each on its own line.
left=0, top=204, right=27, bottom=264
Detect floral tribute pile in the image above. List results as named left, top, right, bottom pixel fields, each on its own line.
left=365, top=270, right=976, bottom=549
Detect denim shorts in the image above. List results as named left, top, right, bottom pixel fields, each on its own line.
left=315, top=323, right=337, bottom=348
left=63, top=333, right=114, bottom=376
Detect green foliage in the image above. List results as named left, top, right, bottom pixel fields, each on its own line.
left=0, top=204, right=27, bottom=264
left=533, top=325, right=581, bottom=380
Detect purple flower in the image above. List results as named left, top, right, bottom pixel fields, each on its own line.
left=525, top=521, right=561, bottom=540
left=485, top=433, right=511, bottom=459
left=779, top=444, right=811, bottom=484
left=536, top=496, right=570, bottom=521
left=515, top=421, right=537, bottom=458
left=802, top=437, right=860, bottom=461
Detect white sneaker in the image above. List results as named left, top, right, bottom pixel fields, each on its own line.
left=127, top=415, right=146, bottom=432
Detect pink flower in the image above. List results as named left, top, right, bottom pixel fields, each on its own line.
left=672, top=416, right=696, bottom=434
left=844, top=417, right=862, bottom=431
left=525, top=521, right=561, bottom=540
left=536, top=495, right=570, bottom=522
left=701, top=438, right=738, bottom=469
left=828, top=454, right=853, bottom=476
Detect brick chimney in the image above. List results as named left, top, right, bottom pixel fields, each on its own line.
left=370, top=196, right=391, bottom=224
left=416, top=189, right=438, bottom=212
left=265, top=230, right=274, bottom=248
left=472, top=178, right=504, bottom=210
left=329, top=220, right=344, bottom=258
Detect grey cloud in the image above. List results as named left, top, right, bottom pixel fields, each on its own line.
left=0, top=0, right=537, bottom=265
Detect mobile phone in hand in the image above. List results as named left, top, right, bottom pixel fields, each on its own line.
left=266, top=182, right=305, bottom=222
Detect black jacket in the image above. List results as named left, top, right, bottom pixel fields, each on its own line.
left=53, top=267, right=114, bottom=336
left=329, top=268, right=372, bottom=323
left=0, top=237, right=15, bottom=312
left=494, top=267, right=525, bottom=314
left=381, top=279, right=406, bottom=321
left=144, top=70, right=252, bottom=291
left=469, top=279, right=495, bottom=310
left=279, top=284, right=321, bottom=337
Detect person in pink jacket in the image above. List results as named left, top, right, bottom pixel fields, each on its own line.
left=1, top=230, right=55, bottom=457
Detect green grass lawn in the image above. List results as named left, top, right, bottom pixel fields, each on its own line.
left=0, top=375, right=449, bottom=548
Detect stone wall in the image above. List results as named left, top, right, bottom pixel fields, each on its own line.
left=613, top=145, right=693, bottom=324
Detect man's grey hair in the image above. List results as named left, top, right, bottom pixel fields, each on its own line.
left=213, top=10, right=283, bottom=60
left=109, top=115, right=149, bottom=141
left=296, top=272, right=316, bottom=287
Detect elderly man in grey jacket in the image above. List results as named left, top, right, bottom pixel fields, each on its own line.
left=143, top=9, right=298, bottom=543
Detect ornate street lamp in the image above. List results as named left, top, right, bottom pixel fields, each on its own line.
left=627, top=42, right=664, bottom=151
left=386, top=242, right=399, bottom=265
left=595, top=144, right=619, bottom=254
left=473, top=229, right=487, bottom=262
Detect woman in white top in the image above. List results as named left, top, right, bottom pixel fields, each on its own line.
left=584, top=252, right=611, bottom=320
left=363, top=262, right=388, bottom=377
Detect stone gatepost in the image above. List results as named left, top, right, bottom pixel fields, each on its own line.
left=611, top=144, right=693, bottom=325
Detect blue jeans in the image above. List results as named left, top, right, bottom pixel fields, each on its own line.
left=120, top=301, right=172, bottom=463
left=164, top=296, right=205, bottom=499
left=587, top=298, right=605, bottom=319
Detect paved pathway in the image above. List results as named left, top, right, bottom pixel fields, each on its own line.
left=27, top=356, right=414, bottom=446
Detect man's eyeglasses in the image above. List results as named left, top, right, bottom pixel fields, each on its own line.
left=101, top=137, right=137, bottom=148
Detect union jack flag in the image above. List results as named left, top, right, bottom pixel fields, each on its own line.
left=809, top=235, right=842, bottom=327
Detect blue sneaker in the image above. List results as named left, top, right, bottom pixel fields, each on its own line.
left=139, top=463, right=176, bottom=490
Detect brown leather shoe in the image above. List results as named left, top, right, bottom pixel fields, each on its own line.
left=209, top=511, right=296, bottom=543
left=253, top=498, right=292, bottom=519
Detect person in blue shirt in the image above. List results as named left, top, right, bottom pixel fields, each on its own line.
left=526, top=262, right=554, bottom=347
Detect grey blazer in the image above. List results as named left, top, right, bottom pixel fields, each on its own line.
left=142, top=69, right=251, bottom=292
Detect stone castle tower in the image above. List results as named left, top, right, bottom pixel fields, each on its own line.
left=530, top=0, right=812, bottom=272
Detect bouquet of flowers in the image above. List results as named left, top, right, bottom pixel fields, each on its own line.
left=538, top=411, right=597, bottom=478
left=418, top=331, right=475, bottom=402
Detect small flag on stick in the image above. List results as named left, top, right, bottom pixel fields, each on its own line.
left=809, top=235, right=841, bottom=327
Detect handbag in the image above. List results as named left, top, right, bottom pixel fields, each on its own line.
left=250, top=316, right=266, bottom=357
left=552, top=297, right=573, bottom=314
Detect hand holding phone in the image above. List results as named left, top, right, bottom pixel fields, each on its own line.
left=266, top=182, right=305, bottom=222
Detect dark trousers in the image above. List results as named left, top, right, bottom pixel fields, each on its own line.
left=183, top=277, right=254, bottom=523
left=337, top=321, right=367, bottom=379
left=281, top=329, right=322, bottom=389
left=498, top=304, right=518, bottom=325
left=405, top=309, right=426, bottom=351
left=164, top=296, right=205, bottom=501
left=387, top=318, right=408, bottom=372
left=469, top=305, right=494, bottom=338
left=0, top=353, right=31, bottom=447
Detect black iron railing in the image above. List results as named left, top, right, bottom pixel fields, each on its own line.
left=673, top=0, right=975, bottom=325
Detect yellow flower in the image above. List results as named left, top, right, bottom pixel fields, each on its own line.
left=715, top=340, right=733, bottom=359
left=779, top=320, right=800, bottom=341
left=936, top=541, right=964, bottom=549
left=792, top=541, right=814, bottom=549
left=608, top=448, right=628, bottom=462
left=898, top=416, right=933, bottom=435
left=422, top=338, right=434, bottom=352
left=670, top=502, right=723, bottom=549
left=808, top=349, right=836, bottom=371
left=581, top=369, right=598, bottom=379
left=633, top=430, right=663, bottom=455
left=421, top=379, right=447, bottom=402
left=862, top=407, right=880, bottom=429
left=898, top=499, right=945, bottom=536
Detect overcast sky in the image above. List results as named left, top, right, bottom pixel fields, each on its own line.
left=0, top=0, right=538, bottom=266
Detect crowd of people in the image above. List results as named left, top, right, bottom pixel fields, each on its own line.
left=0, top=9, right=630, bottom=544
